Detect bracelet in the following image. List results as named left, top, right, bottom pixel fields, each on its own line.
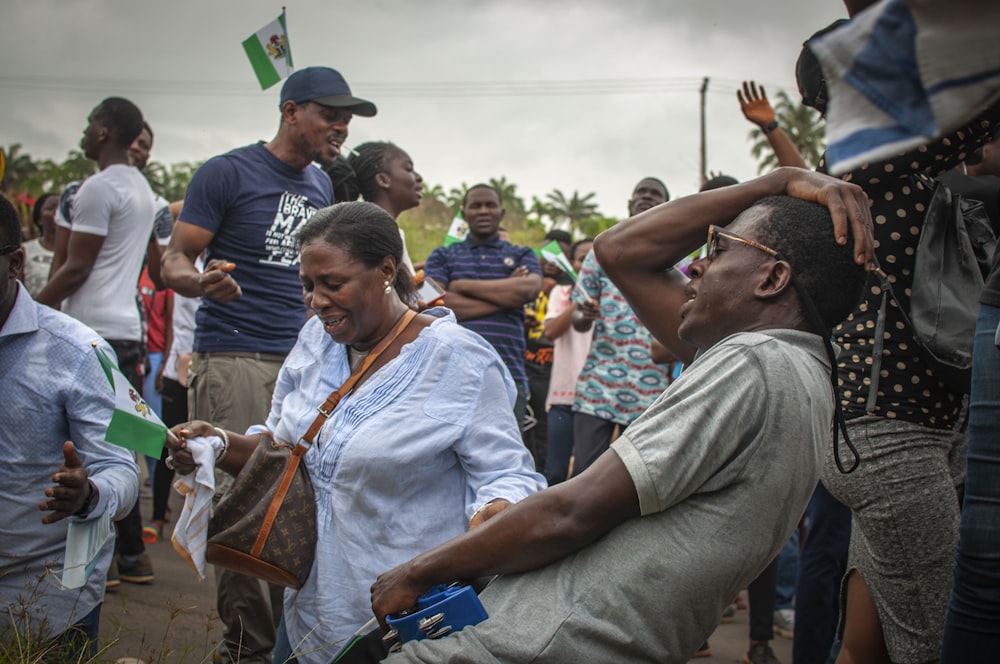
left=73, top=481, right=98, bottom=518
left=213, top=426, right=231, bottom=462
left=763, top=119, right=779, bottom=134
left=469, top=502, right=492, bottom=525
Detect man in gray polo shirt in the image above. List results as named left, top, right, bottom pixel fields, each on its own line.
left=371, top=167, right=874, bottom=663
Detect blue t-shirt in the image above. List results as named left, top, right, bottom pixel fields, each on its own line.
left=424, top=237, right=541, bottom=383
left=180, top=143, right=333, bottom=354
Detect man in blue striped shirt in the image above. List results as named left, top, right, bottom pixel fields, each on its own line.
left=424, top=184, right=542, bottom=426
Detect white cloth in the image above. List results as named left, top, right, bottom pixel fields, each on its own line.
left=61, top=164, right=155, bottom=341
left=170, top=435, right=223, bottom=581
left=813, top=0, right=1000, bottom=175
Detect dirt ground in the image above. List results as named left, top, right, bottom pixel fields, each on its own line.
left=98, top=469, right=794, bottom=664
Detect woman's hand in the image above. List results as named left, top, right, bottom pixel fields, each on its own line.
left=165, top=420, right=216, bottom=475
left=469, top=498, right=512, bottom=529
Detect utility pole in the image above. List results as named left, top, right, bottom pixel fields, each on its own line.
left=700, top=77, right=709, bottom=187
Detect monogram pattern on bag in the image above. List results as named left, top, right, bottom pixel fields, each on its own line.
left=207, top=439, right=316, bottom=588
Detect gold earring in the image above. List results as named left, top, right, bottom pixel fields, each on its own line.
left=384, top=280, right=392, bottom=294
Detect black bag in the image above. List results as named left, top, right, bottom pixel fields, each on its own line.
left=869, top=181, right=996, bottom=405
left=909, top=185, right=995, bottom=391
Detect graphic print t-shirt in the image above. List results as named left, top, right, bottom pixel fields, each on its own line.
left=179, top=143, right=333, bottom=354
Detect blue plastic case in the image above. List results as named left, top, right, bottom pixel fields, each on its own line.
left=386, top=584, right=488, bottom=642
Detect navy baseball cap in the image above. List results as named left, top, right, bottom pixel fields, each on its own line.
left=279, top=66, right=377, bottom=117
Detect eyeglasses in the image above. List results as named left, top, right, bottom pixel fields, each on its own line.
left=0, top=244, right=20, bottom=256
left=706, top=225, right=783, bottom=261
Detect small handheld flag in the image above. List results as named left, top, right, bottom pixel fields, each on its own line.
left=444, top=213, right=468, bottom=246
left=94, top=345, right=168, bottom=458
left=243, top=10, right=293, bottom=90
left=538, top=240, right=577, bottom=282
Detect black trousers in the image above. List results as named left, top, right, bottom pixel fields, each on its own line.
left=107, top=339, right=147, bottom=557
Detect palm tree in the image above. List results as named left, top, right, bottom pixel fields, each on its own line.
left=528, top=196, right=554, bottom=229
left=142, top=160, right=201, bottom=201
left=545, top=189, right=600, bottom=235
left=487, top=176, right=527, bottom=218
left=0, top=143, right=38, bottom=194
left=421, top=182, right=446, bottom=206
left=749, top=91, right=826, bottom=172
left=445, top=184, right=469, bottom=215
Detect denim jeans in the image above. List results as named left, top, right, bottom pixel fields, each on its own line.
left=544, top=405, right=574, bottom=485
left=49, top=602, right=101, bottom=660
left=793, top=482, right=850, bottom=664
left=942, top=303, right=1000, bottom=661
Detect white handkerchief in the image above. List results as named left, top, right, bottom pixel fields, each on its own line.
left=61, top=510, right=112, bottom=590
left=170, top=435, right=223, bottom=581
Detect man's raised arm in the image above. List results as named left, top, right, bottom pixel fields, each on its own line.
left=595, top=167, right=873, bottom=364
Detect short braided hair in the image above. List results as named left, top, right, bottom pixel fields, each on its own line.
left=347, top=141, right=404, bottom=203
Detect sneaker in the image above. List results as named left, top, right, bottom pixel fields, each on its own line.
left=117, top=552, right=154, bottom=584
left=106, top=558, right=120, bottom=589
left=721, top=603, right=737, bottom=623
left=693, top=641, right=712, bottom=658
left=773, top=608, right=795, bottom=639
left=744, top=642, right=781, bottom=664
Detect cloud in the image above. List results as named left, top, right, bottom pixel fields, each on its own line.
left=0, top=0, right=846, bottom=213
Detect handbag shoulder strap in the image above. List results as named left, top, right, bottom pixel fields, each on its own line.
left=298, top=309, right=418, bottom=450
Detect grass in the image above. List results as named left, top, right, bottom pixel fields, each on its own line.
left=2, top=583, right=220, bottom=664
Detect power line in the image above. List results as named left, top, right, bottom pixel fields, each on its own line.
left=0, top=74, right=795, bottom=99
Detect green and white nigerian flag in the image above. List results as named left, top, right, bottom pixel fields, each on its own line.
left=243, top=12, right=293, bottom=90
left=538, top=240, right=578, bottom=282
left=444, top=213, right=469, bottom=246
left=94, top=345, right=168, bottom=458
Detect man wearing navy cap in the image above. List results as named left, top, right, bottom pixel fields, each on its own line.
left=162, top=66, right=375, bottom=664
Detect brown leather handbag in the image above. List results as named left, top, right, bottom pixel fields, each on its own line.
left=205, top=310, right=418, bottom=588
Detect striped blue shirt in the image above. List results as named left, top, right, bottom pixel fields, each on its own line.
left=1, top=283, right=139, bottom=639
left=424, top=238, right=542, bottom=383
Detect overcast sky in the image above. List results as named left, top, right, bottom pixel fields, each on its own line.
left=1, top=0, right=846, bottom=216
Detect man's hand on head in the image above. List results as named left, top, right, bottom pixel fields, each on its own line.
left=778, top=168, right=876, bottom=269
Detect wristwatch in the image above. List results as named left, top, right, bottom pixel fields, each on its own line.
left=763, top=120, right=780, bottom=134
left=73, top=481, right=99, bottom=518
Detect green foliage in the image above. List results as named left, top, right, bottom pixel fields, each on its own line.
left=2, top=143, right=607, bottom=257
left=143, top=160, right=203, bottom=202
left=749, top=91, right=826, bottom=173
left=1, top=144, right=202, bottom=240
left=577, top=214, right=621, bottom=239
left=545, top=188, right=601, bottom=236
left=421, top=181, right=446, bottom=205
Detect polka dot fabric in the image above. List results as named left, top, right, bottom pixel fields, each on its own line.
left=825, top=112, right=999, bottom=429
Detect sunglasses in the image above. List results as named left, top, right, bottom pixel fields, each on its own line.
left=706, top=225, right=783, bottom=261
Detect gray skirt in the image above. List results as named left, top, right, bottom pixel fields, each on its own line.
left=821, top=414, right=966, bottom=663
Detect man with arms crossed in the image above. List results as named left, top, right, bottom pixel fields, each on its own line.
left=372, top=167, right=874, bottom=663
left=423, top=184, right=542, bottom=425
